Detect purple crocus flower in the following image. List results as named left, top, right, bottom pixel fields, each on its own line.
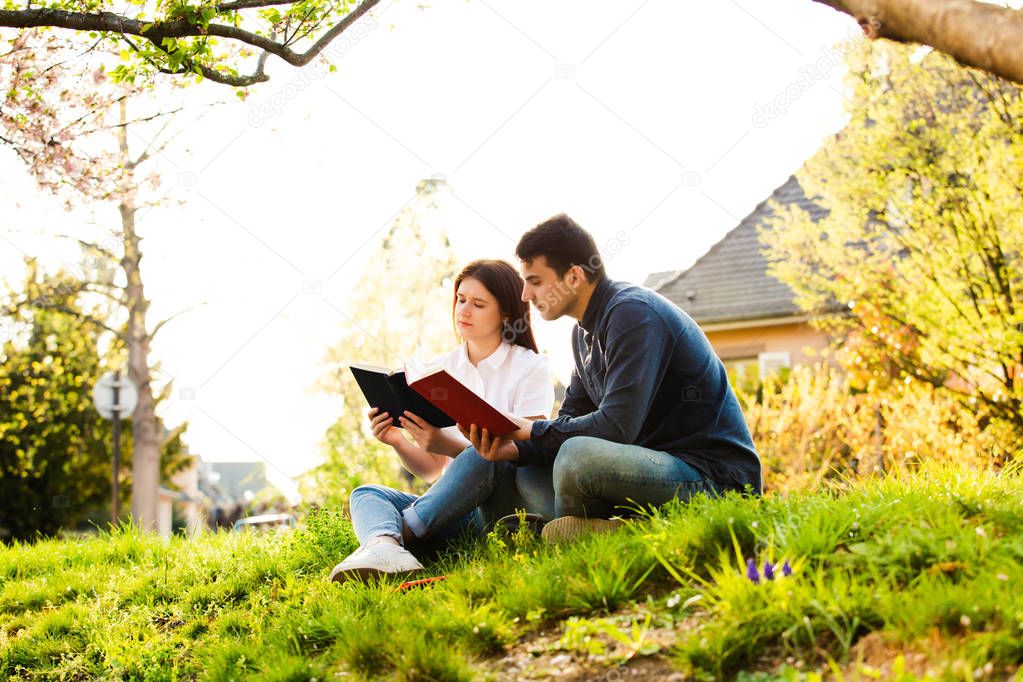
left=763, top=561, right=776, bottom=581
left=746, top=557, right=760, bottom=583
left=782, top=561, right=793, bottom=577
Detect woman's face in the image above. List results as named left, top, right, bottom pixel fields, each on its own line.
left=454, top=276, right=504, bottom=343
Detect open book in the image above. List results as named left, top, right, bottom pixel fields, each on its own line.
left=349, top=364, right=455, bottom=430
left=349, top=358, right=519, bottom=437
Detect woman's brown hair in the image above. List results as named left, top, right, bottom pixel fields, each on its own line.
left=452, top=259, right=538, bottom=353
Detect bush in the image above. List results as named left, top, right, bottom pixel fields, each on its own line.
left=739, top=362, right=1014, bottom=493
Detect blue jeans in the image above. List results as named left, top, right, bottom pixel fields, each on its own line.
left=349, top=446, right=555, bottom=547
left=552, top=436, right=719, bottom=518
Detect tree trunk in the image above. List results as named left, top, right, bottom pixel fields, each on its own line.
left=117, top=100, right=160, bottom=532
left=814, top=0, right=1023, bottom=85
left=122, top=202, right=160, bottom=531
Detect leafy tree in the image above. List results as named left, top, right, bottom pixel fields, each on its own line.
left=0, top=268, right=111, bottom=541
left=762, top=40, right=1023, bottom=453
left=300, top=178, right=459, bottom=507
left=0, top=265, right=189, bottom=542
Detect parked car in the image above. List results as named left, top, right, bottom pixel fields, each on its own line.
left=231, top=512, right=296, bottom=533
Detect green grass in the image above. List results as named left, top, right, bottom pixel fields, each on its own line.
left=3, top=465, right=1023, bottom=680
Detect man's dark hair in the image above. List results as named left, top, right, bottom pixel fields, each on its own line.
left=515, top=214, right=605, bottom=282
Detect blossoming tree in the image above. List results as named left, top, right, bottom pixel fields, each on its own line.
left=1, top=31, right=200, bottom=530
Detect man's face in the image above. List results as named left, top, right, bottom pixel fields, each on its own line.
left=519, top=256, right=579, bottom=321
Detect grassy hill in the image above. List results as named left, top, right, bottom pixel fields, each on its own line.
left=3, top=465, right=1022, bottom=680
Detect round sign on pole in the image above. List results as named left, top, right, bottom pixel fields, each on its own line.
left=92, top=371, right=139, bottom=419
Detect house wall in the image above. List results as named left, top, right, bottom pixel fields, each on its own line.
left=703, top=320, right=831, bottom=367
left=172, top=456, right=206, bottom=537
left=157, top=494, right=174, bottom=539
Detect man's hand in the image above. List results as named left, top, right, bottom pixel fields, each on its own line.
left=504, top=413, right=535, bottom=442
left=458, top=423, right=519, bottom=462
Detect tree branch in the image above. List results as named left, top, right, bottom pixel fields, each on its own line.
left=43, top=232, right=120, bottom=260
left=80, top=282, right=128, bottom=306
left=813, top=0, right=1023, bottom=85
left=150, top=301, right=207, bottom=338
left=0, top=0, right=380, bottom=86
left=216, top=0, right=293, bottom=11
left=18, top=299, right=126, bottom=341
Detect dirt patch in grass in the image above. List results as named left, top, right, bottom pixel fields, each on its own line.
left=480, top=611, right=690, bottom=681
left=837, top=631, right=1018, bottom=680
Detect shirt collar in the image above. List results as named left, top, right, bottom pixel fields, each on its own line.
left=458, top=340, right=512, bottom=371
left=580, top=277, right=613, bottom=333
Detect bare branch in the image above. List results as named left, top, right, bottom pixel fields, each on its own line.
left=32, top=232, right=121, bottom=260
left=40, top=36, right=106, bottom=74
left=132, top=116, right=176, bottom=167
left=80, top=282, right=128, bottom=306
left=18, top=298, right=126, bottom=340
left=108, top=106, right=188, bottom=130
left=150, top=301, right=207, bottom=338
left=51, top=94, right=129, bottom=144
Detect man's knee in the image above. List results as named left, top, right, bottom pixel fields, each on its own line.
left=553, top=436, right=606, bottom=488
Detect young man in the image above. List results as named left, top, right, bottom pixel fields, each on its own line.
left=464, top=213, right=761, bottom=541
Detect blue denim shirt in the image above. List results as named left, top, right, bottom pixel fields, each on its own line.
left=514, top=277, right=762, bottom=494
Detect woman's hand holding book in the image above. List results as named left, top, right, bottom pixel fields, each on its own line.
left=368, top=407, right=405, bottom=448
left=399, top=411, right=465, bottom=457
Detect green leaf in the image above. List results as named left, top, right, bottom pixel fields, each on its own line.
left=259, top=8, right=282, bottom=24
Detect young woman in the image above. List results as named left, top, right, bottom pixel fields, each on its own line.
left=330, top=259, right=555, bottom=583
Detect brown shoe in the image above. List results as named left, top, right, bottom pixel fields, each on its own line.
left=540, top=516, right=626, bottom=544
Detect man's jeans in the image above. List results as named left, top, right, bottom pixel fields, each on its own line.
left=551, top=436, right=719, bottom=518
left=349, top=436, right=718, bottom=547
left=349, top=447, right=555, bottom=548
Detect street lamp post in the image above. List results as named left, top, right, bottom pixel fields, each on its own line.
left=92, top=370, right=138, bottom=525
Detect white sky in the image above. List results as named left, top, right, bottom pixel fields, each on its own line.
left=0, top=0, right=857, bottom=501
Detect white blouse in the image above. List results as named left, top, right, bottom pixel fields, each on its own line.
left=433, top=341, right=555, bottom=449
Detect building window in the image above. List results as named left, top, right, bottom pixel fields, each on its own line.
left=724, top=357, right=761, bottom=392
left=758, top=351, right=791, bottom=378
left=724, top=352, right=791, bottom=392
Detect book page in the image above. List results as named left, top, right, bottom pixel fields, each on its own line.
left=403, top=351, right=444, bottom=385
left=349, top=362, right=397, bottom=376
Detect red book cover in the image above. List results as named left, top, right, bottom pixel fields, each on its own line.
left=406, top=368, right=518, bottom=437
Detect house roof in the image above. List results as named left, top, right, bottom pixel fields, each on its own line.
left=645, top=175, right=828, bottom=325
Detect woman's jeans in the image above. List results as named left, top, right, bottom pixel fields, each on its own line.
left=348, top=436, right=719, bottom=549
left=349, top=447, right=555, bottom=548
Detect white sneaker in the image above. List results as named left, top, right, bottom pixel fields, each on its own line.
left=329, top=542, right=425, bottom=584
